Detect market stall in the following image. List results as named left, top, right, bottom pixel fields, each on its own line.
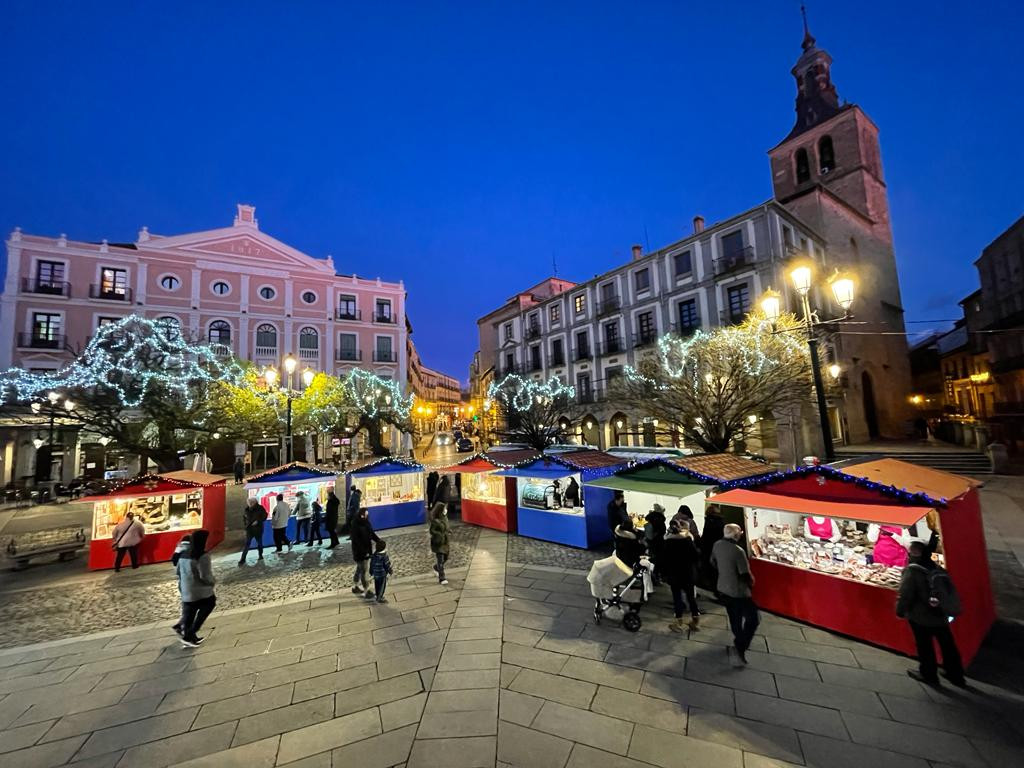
left=432, top=450, right=540, bottom=533
left=709, top=460, right=994, bottom=663
left=85, top=470, right=226, bottom=570
left=244, top=463, right=339, bottom=546
left=346, top=458, right=425, bottom=529
left=496, top=450, right=628, bottom=548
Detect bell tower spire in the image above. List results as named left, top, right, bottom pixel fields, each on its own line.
left=788, top=4, right=840, bottom=139
left=800, top=4, right=815, bottom=50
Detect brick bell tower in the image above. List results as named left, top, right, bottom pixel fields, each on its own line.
left=768, top=8, right=912, bottom=444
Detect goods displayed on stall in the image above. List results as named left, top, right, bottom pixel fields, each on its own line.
left=84, top=470, right=226, bottom=569
left=243, top=462, right=339, bottom=546
left=346, top=457, right=425, bottom=529
left=431, top=451, right=539, bottom=533
left=710, top=459, right=994, bottom=663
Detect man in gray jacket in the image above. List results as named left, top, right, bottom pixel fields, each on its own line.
left=176, top=529, right=216, bottom=647
left=711, top=523, right=759, bottom=666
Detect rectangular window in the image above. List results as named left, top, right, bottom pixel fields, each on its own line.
left=673, top=251, right=692, bottom=278
left=606, top=366, right=623, bottom=382
left=575, top=331, right=590, bottom=360
left=549, top=304, right=560, bottom=324
left=551, top=338, right=564, bottom=366
left=530, top=345, right=542, bottom=371
left=36, top=260, right=65, bottom=289
left=375, top=300, right=392, bottom=322
left=721, top=231, right=744, bottom=260
left=503, top=322, right=513, bottom=341
left=601, top=282, right=616, bottom=301
left=98, top=316, right=120, bottom=327
left=573, top=294, right=586, bottom=315
left=783, top=226, right=794, bottom=248
left=677, top=299, right=700, bottom=333
left=100, top=267, right=128, bottom=297
left=727, top=284, right=750, bottom=322
left=505, top=352, right=515, bottom=372
left=338, top=295, right=357, bottom=319
left=32, top=312, right=62, bottom=341
left=376, top=336, right=394, bottom=361
left=604, top=322, right=620, bottom=353
left=635, top=268, right=650, bottom=293
left=577, top=373, right=592, bottom=403
left=338, top=333, right=358, bottom=360
left=637, top=311, right=655, bottom=343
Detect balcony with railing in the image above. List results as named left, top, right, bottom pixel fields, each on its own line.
left=597, top=296, right=621, bottom=317
left=550, top=352, right=566, bottom=367
left=372, top=313, right=398, bottom=325
left=253, top=345, right=278, bottom=359
left=529, top=358, right=543, bottom=372
left=573, top=346, right=592, bottom=362
left=670, top=322, right=700, bottom=337
left=335, top=348, right=362, bottom=362
left=373, top=349, right=397, bottom=363
left=576, top=385, right=603, bottom=405
left=210, top=343, right=233, bottom=359
left=335, top=308, right=362, bottom=321
left=632, top=329, right=660, bottom=349
left=298, top=347, right=319, bottom=361
left=21, top=278, right=71, bottom=297
left=598, top=338, right=626, bottom=356
left=525, top=325, right=542, bottom=340
left=17, top=332, right=67, bottom=350
left=713, top=245, right=756, bottom=276
left=499, top=362, right=521, bottom=377
left=88, top=285, right=133, bottom=302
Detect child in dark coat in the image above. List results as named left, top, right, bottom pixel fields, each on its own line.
left=369, top=540, right=394, bottom=603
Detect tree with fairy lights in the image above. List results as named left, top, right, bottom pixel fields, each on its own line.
left=341, top=369, right=415, bottom=456
left=0, top=315, right=244, bottom=471
left=206, top=366, right=283, bottom=445
left=612, top=312, right=811, bottom=453
left=486, top=374, right=579, bottom=452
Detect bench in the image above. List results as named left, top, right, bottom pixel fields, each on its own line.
left=4, top=526, right=87, bottom=570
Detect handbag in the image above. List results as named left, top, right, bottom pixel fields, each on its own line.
left=111, top=519, right=135, bottom=550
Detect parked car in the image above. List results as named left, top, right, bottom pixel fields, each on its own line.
left=456, top=437, right=474, bottom=452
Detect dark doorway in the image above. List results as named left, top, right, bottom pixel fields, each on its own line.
left=862, top=371, right=880, bottom=439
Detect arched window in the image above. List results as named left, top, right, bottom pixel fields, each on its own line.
left=818, top=135, right=835, bottom=173
left=209, top=320, right=231, bottom=344
left=255, top=323, right=277, bottom=348
left=299, top=327, right=319, bottom=350
left=156, top=316, right=181, bottom=340
left=795, top=148, right=810, bottom=183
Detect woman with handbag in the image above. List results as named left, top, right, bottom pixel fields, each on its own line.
left=111, top=512, right=145, bottom=572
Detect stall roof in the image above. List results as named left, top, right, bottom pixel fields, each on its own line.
left=672, top=454, right=775, bottom=481
left=710, top=488, right=932, bottom=526
left=433, top=455, right=499, bottom=474
left=588, top=475, right=712, bottom=496
left=721, top=463, right=944, bottom=506
left=162, top=470, right=227, bottom=486
left=556, top=450, right=629, bottom=471
left=483, top=448, right=540, bottom=468
left=495, top=452, right=628, bottom=479
left=245, top=462, right=339, bottom=485
left=347, top=457, right=424, bottom=476
left=81, top=472, right=211, bottom=501
left=840, top=459, right=981, bottom=501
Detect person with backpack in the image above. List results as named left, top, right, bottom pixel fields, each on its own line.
left=428, top=501, right=450, bottom=585
left=350, top=507, right=381, bottom=597
left=896, top=539, right=965, bottom=687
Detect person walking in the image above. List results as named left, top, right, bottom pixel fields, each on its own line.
left=606, top=491, right=629, bottom=535
left=293, top=491, right=313, bottom=545
left=324, top=490, right=341, bottom=549
left=344, top=486, right=362, bottom=535
left=170, top=534, right=192, bottom=638
left=233, top=457, right=245, bottom=485
left=370, top=540, right=394, bottom=603
left=428, top=501, right=450, bottom=585
left=712, top=523, right=759, bottom=665
left=350, top=507, right=381, bottom=596
left=663, top=519, right=701, bottom=632
left=271, top=493, right=292, bottom=552
left=699, top=505, right=725, bottom=591
left=897, top=540, right=966, bottom=687
left=307, top=498, right=324, bottom=546
left=176, top=529, right=216, bottom=647
left=239, top=498, right=267, bottom=565
left=111, top=511, right=145, bottom=572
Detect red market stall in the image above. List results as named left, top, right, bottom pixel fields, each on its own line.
left=433, top=450, right=539, bottom=533
left=710, top=460, right=993, bottom=664
left=85, top=470, right=227, bottom=570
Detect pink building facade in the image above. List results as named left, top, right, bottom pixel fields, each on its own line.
left=1, top=204, right=412, bottom=483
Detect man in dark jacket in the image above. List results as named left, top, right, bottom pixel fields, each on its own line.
left=350, top=508, right=382, bottom=597
left=344, top=487, right=362, bottom=534
left=324, top=490, right=341, bottom=549
left=239, top=499, right=267, bottom=565
left=607, top=491, right=629, bottom=535
left=896, top=541, right=966, bottom=687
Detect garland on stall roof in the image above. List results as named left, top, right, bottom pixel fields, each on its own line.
left=98, top=472, right=203, bottom=496
left=719, top=464, right=946, bottom=506
left=346, top=456, right=424, bottom=475
left=622, top=457, right=722, bottom=486
left=244, top=462, right=339, bottom=483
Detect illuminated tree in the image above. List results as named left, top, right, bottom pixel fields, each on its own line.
left=612, top=313, right=811, bottom=453
left=0, top=315, right=243, bottom=471
left=206, top=367, right=281, bottom=445
left=342, top=369, right=415, bottom=456
left=486, top=374, right=578, bottom=452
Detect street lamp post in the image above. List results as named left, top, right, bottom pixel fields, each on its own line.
left=761, top=266, right=855, bottom=462
left=264, top=355, right=315, bottom=464
left=30, top=391, right=75, bottom=481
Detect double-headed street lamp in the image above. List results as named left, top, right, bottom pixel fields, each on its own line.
left=31, top=391, right=75, bottom=480
left=761, top=264, right=855, bottom=462
left=264, top=354, right=315, bottom=464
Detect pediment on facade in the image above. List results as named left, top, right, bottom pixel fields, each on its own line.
left=143, top=227, right=335, bottom=274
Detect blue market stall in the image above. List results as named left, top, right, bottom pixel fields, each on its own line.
left=346, top=458, right=426, bottom=530
left=496, top=450, right=628, bottom=548
left=244, top=462, right=339, bottom=546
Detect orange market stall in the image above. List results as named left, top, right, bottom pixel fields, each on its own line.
left=708, top=460, right=994, bottom=663
left=85, top=470, right=227, bottom=570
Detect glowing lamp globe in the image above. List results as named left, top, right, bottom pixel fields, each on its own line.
left=302, top=368, right=315, bottom=387
left=830, top=274, right=855, bottom=311
left=284, top=355, right=297, bottom=375
left=264, top=367, right=279, bottom=387
left=759, top=289, right=782, bottom=322
left=790, top=265, right=813, bottom=296
left=828, top=363, right=842, bottom=380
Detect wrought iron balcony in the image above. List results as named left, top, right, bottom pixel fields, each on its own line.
left=713, top=246, right=756, bottom=276
left=89, top=284, right=133, bottom=302
left=335, top=308, right=362, bottom=321
left=598, top=339, right=625, bottom=356
left=574, top=346, right=592, bottom=361
left=632, top=330, right=660, bottom=348
left=373, top=349, right=397, bottom=362
left=335, top=349, right=363, bottom=361
left=597, top=296, right=621, bottom=317
left=17, top=332, right=67, bottom=350
left=372, top=314, right=397, bottom=325
left=525, top=325, right=542, bottom=340
left=22, top=278, right=70, bottom=297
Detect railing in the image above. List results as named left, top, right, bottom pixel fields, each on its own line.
left=298, top=348, right=319, bottom=361
left=632, top=330, right=659, bottom=348
left=335, top=349, right=362, bottom=361
left=335, top=308, right=362, bottom=321
left=525, top=325, right=542, bottom=340
left=500, top=364, right=521, bottom=376
left=17, top=332, right=67, bottom=350
left=574, top=346, right=592, bottom=361
left=670, top=322, right=700, bottom=337
left=577, top=386, right=603, bottom=405
left=21, top=278, right=71, bottom=297
left=529, top=359, right=543, bottom=372
left=373, top=350, right=397, bottom=362
left=550, top=354, right=566, bottom=367
left=597, top=296, right=621, bottom=317
left=372, top=314, right=397, bottom=325
left=714, top=245, right=756, bottom=275
left=210, top=343, right=232, bottom=358
left=598, top=339, right=625, bottom=356
left=254, top=345, right=278, bottom=358
left=88, top=285, right=133, bottom=302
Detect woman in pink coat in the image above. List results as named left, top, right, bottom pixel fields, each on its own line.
left=869, top=524, right=909, bottom=567
left=112, top=512, right=146, bottom=572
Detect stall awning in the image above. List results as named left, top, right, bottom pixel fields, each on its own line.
left=245, top=462, right=338, bottom=486
left=710, top=488, right=933, bottom=526
left=434, top=457, right=498, bottom=474
left=347, top=458, right=424, bottom=476
left=163, top=470, right=227, bottom=486
left=587, top=476, right=712, bottom=497
left=840, top=458, right=981, bottom=501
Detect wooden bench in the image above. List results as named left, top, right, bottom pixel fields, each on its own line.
left=4, top=526, right=87, bottom=570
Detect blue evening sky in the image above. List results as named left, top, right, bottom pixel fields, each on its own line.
left=2, top=1, right=1022, bottom=382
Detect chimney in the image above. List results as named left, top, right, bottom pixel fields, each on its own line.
left=693, top=215, right=705, bottom=234
left=631, top=244, right=643, bottom=261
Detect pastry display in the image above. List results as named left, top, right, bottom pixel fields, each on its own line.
left=464, top=474, right=506, bottom=505
left=91, top=490, right=205, bottom=539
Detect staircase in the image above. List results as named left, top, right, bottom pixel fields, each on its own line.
left=833, top=447, right=992, bottom=476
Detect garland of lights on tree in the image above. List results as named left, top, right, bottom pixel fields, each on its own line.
left=0, top=315, right=243, bottom=408
left=486, top=373, right=576, bottom=411
left=343, top=369, right=414, bottom=420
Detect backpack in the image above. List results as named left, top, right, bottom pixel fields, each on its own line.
left=910, top=563, right=962, bottom=617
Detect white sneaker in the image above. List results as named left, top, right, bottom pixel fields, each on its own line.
left=440, top=579, right=449, bottom=585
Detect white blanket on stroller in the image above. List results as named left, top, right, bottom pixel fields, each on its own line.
left=587, top=554, right=633, bottom=599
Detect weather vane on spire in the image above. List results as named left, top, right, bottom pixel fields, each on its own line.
left=800, top=3, right=816, bottom=50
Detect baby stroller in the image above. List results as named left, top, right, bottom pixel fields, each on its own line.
left=587, top=553, right=653, bottom=632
